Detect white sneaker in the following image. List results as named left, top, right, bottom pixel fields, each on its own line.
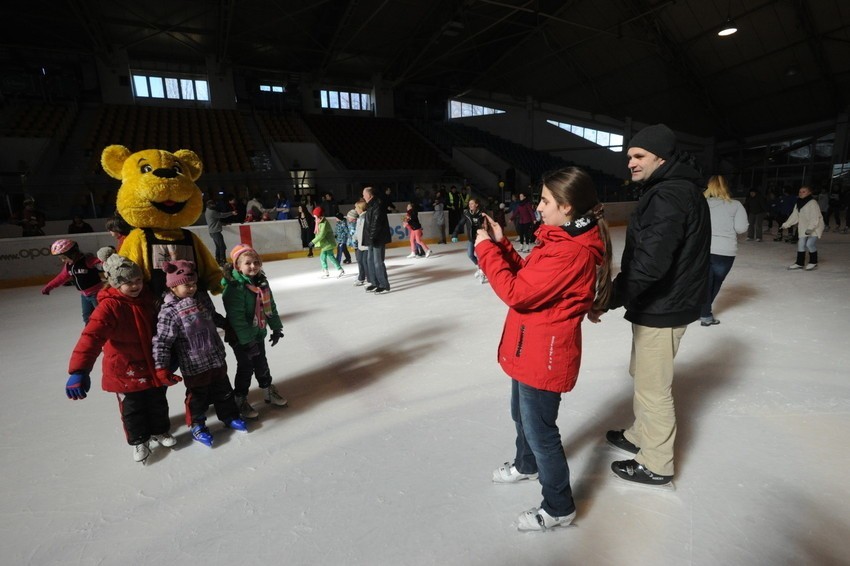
left=406, top=253, right=417, bottom=258
left=133, top=442, right=151, bottom=463
left=235, top=395, right=259, bottom=419
left=805, top=263, right=818, bottom=270
left=425, top=249, right=432, bottom=258
left=492, top=462, right=538, bottom=483
left=517, top=507, right=576, bottom=531
left=263, top=384, right=288, bottom=407
left=149, top=433, right=177, bottom=448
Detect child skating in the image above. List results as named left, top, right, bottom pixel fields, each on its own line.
left=65, top=247, right=178, bottom=464
left=153, top=260, right=248, bottom=447
left=311, top=207, right=345, bottom=278
left=222, top=244, right=287, bottom=419
left=42, top=239, right=103, bottom=324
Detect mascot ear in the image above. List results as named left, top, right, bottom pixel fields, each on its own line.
left=102, top=145, right=132, bottom=180
left=174, top=149, right=203, bottom=181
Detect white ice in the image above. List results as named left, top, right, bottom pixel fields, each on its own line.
left=1, top=227, right=849, bottom=565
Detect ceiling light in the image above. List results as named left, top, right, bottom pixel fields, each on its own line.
left=717, top=17, right=737, bottom=36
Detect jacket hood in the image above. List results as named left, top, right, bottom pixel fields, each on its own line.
left=644, top=151, right=704, bottom=188
left=537, top=224, right=604, bottom=266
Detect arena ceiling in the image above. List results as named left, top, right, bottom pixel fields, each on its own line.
left=2, top=0, right=849, bottom=142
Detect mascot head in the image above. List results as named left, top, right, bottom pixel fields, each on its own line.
left=101, top=145, right=204, bottom=230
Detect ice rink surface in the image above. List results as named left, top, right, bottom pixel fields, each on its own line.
left=1, top=226, right=848, bottom=565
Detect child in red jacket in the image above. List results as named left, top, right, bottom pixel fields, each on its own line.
left=42, top=239, right=103, bottom=324
left=65, top=247, right=180, bottom=465
left=475, top=167, right=612, bottom=531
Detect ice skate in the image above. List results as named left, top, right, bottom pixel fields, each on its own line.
left=492, top=462, right=538, bottom=483
left=226, top=418, right=249, bottom=432
left=611, top=459, right=674, bottom=490
left=320, top=270, right=330, bottom=279
left=605, top=430, right=639, bottom=455
left=336, top=269, right=345, bottom=278
left=425, top=249, right=432, bottom=258
left=133, top=442, right=151, bottom=464
left=805, top=263, right=818, bottom=271
left=263, top=384, right=288, bottom=406
left=517, top=507, right=576, bottom=531
left=191, top=424, right=214, bottom=447
left=406, top=253, right=417, bottom=258
left=474, top=268, right=482, bottom=279
left=235, top=395, right=259, bottom=419
left=149, top=433, right=177, bottom=448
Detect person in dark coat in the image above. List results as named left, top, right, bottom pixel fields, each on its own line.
left=744, top=188, right=768, bottom=241
left=592, top=124, right=710, bottom=489
left=361, top=186, right=392, bottom=294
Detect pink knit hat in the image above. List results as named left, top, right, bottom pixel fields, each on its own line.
left=162, top=260, right=197, bottom=288
left=230, top=243, right=258, bottom=265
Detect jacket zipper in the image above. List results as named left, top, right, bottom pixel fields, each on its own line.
left=515, top=325, right=525, bottom=357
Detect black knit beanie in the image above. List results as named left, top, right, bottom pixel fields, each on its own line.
left=628, top=124, right=676, bottom=159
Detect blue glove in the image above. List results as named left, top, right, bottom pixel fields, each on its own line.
left=269, top=328, right=284, bottom=347
left=451, top=237, right=458, bottom=243
left=66, top=372, right=91, bottom=400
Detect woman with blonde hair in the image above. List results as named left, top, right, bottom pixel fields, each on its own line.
left=701, top=175, right=748, bottom=326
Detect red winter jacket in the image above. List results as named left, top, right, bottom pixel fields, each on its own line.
left=477, top=224, right=603, bottom=393
left=68, top=286, right=159, bottom=393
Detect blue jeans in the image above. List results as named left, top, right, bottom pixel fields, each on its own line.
left=81, top=294, right=98, bottom=324
left=466, top=241, right=478, bottom=266
left=511, top=379, right=575, bottom=517
left=797, top=235, right=817, bottom=254
left=367, top=245, right=389, bottom=289
left=700, top=254, right=735, bottom=319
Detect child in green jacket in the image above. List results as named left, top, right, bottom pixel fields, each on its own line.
left=311, top=206, right=345, bottom=278
left=222, top=244, right=287, bottom=420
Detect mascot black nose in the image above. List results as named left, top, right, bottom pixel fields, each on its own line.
left=153, top=168, right=178, bottom=179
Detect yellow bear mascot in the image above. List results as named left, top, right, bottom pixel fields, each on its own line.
left=101, top=145, right=223, bottom=296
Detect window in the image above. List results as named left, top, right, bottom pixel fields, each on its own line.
left=131, top=72, right=210, bottom=102
left=547, top=119, right=623, bottom=152
left=320, top=89, right=372, bottom=112
left=448, top=100, right=506, bottom=119
left=260, top=84, right=286, bottom=93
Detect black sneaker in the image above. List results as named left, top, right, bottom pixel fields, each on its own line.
left=366, top=285, right=377, bottom=292
left=611, top=459, right=673, bottom=488
left=606, top=430, right=639, bottom=455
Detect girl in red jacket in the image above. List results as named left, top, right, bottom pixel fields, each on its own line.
left=65, top=247, right=179, bottom=465
left=475, top=167, right=612, bottom=531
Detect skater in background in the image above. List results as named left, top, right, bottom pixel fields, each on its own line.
left=311, top=207, right=345, bottom=279
left=42, top=239, right=103, bottom=324
left=743, top=188, right=766, bottom=242
left=352, top=200, right=371, bottom=287
left=153, top=260, right=248, bottom=448
left=64, top=247, right=177, bottom=464
left=452, top=197, right=488, bottom=283
left=334, top=213, right=352, bottom=265
left=222, top=244, right=287, bottom=420
left=105, top=213, right=133, bottom=251
left=700, top=175, right=748, bottom=326
left=296, top=203, right=315, bottom=257
left=403, top=202, right=432, bottom=259
left=511, top=192, right=536, bottom=252
left=781, top=185, right=824, bottom=270
left=476, top=166, right=612, bottom=531
left=433, top=190, right=447, bottom=244
left=205, top=199, right=237, bottom=264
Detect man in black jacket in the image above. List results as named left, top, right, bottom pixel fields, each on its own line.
left=361, top=186, right=392, bottom=294
left=597, top=124, right=710, bottom=488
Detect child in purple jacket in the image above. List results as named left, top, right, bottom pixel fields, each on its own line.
left=152, top=260, right=248, bottom=447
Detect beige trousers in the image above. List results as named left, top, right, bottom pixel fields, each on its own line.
left=622, top=323, right=687, bottom=476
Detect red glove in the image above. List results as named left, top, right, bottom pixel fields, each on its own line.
left=155, top=368, right=183, bottom=386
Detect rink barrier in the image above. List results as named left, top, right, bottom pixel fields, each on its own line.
left=0, top=204, right=635, bottom=288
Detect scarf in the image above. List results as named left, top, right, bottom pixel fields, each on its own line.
left=245, top=276, right=273, bottom=329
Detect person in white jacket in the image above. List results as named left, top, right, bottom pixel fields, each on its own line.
left=781, top=185, right=824, bottom=271
left=700, top=175, right=749, bottom=326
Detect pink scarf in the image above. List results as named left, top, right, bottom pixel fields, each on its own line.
left=245, top=279, right=273, bottom=329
